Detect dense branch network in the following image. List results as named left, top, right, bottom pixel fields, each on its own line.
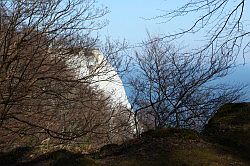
left=129, top=37, right=245, bottom=130
left=0, top=0, right=132, bottom=150
left=148, top=0, right=249, bottom=61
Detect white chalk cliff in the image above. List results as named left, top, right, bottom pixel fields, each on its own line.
left=76, top=49, right=131, bottom=109
left=69, top=49, right=137, bottom=136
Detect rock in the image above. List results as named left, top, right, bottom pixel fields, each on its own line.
left=203, top=102, right=250, bottom=160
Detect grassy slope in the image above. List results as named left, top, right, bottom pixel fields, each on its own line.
left=203, top=102, right=250, bottom=161
left=1, top=128, right=248, bottom=166
left=97, top=128, right=248, bottom=166
left=1, top=103, right=249, bottom=166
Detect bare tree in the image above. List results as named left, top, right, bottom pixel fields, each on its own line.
left=129, top=37, right=245, bottom=130
left=0, top=0, right=132, bottom=151
left=148, top=0, right=249, bottom=62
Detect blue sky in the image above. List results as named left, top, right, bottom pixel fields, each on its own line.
left=99, top=0, right=250, bottom=100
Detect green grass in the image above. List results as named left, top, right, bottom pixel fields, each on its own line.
left=203, top=103, right=250, bottom=161
left=168, top=147, right=245, bottom=166
left=113, top=147, right=246, bottom=166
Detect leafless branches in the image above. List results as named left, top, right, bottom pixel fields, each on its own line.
left=0, top=0, right=132, bottom=151
left=148, top=0, right=249, bottom=61
left=129, top=37, right=245, bottom=130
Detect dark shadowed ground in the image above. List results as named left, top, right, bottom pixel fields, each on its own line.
left=1, top=103, right=250, bottom=166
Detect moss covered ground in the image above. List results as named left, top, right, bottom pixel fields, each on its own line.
left=203, top=102, right=250, bottom=161
left=0, top=103, right=249, bottom=166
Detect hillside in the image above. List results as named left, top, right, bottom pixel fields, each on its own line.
left=0, top=103, right=249, bottom=166
left=203, top=102, right=250, bottom=161
left=96, top=128, right=249, bottom=166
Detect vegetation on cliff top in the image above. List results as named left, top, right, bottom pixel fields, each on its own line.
left=2, top=106, right=250, bottom=166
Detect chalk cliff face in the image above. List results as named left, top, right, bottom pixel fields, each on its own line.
left=79, top=49, right=131, bottom=109
left=70, top=48, right=135, bottom=140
